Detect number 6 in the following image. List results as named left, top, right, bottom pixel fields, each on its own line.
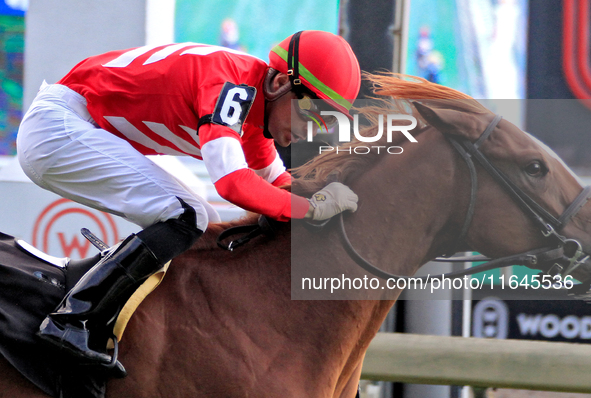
left=220, top=87, right=248, bottom=125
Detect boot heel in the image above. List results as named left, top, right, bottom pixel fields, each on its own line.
left=37, top=317, right=112, bottom=364
left=37, top=235, right=162, bottom=366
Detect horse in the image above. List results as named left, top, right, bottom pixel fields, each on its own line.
left=0, top=73, right=590, bottom=397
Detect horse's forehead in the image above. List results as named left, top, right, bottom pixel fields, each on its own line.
left=525, top=131, right=584, bottom=186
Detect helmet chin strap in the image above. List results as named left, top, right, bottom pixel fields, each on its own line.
left=287, top=31, right=304, bottom=96
left=263, top=112, right=272, bottom=139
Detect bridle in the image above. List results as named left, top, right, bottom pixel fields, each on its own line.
left=333, top=114, right=591, bottom=288
left=215, top=114, right=591, bottom=292
left=446, top=115, right=591, bottom=254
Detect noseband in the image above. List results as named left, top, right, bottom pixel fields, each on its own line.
left=334, top=114, right=591, bottom=291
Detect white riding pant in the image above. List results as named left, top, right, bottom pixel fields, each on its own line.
left=17, top=83, right=218, bottom=231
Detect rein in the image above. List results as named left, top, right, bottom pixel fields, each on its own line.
left=336, top=209, right=566, bottom=282
left=216, top=216, right=281, bottom=251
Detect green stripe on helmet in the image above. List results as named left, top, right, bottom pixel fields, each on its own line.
left=271, top=45, right=353, bottom=111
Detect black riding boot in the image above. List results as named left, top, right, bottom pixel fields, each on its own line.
left=37, top=234, right=163, bottom=365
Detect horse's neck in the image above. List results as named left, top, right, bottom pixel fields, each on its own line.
left=346, top=129, right=468, bottom=275
left=149, top=132, right=466, bottom=391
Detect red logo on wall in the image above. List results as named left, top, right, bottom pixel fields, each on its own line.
left=33, top=198, right=120, bottom=259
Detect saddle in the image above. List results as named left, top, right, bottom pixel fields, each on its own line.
left=0, top=230, right=168, bottom=398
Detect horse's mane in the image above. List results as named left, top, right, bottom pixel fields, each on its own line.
left=291, top=72, right=490, bottom=195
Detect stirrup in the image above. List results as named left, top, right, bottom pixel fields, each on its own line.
left=80, top=335, right=126, bottom=378
left=104, top=334, right=119, bottom=369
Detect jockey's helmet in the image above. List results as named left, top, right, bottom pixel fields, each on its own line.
left=269, top=30, right=361, bottom=119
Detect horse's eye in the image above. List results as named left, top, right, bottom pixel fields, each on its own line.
left=525, top=161, right=547, bottom=176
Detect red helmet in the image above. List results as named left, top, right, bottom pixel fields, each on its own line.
left=269, top=30, right=361, bottom=119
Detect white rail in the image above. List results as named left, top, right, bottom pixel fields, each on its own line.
left=361, top=332, right=591, bottom=393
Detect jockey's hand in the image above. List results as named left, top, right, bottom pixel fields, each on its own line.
left=306, top=182, right=358, bottom=220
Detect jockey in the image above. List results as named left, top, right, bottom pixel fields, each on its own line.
left=16, top=31, right=361, bottom=368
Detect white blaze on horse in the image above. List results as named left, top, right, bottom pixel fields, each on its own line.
left=0, top=73, right=590, bottom=398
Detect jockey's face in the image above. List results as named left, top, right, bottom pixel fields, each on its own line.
left=265, top=75, right=309, bottom=147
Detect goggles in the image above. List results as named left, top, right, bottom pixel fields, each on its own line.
left=294, top=94, right=339, bottom=131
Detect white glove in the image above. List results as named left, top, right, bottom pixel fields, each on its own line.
left=308, top=182, right=358, bottom=221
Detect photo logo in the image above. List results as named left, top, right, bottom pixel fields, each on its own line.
left=302, top=104, right=418, bottom=155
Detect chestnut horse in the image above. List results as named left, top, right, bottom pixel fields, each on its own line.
left=1, top=74, right=590, bottom=397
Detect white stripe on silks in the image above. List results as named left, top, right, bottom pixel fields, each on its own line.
left=142, top=121, right=202, bottom=157
left=180, top=45, right=263, bottom=61
left=143, top=43, right=197, bottom=65
left=102, top=45, right=159, bottom=68
left=200, top=136, right=248, bottom=183
left=103, top=43, right=263, bottom=69
left=253, top=152, right=286, bottom=183
left=104, top=116, right=186, bottom=156
left=179, top=125, right=200, bottom=146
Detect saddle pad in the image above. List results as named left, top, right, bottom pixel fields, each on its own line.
left=108, top=261, right=170, bottom=348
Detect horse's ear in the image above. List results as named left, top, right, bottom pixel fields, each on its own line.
left=412, top=101, right=479, bottom=139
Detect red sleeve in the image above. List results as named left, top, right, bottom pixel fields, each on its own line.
left=241, top=124, right=277, bottom=170
left=214, top=169, right=309, bottom=221
left=272, top=171, right=292, bottom=187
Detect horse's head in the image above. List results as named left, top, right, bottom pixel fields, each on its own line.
left=414, top=101, right=591, bottom=283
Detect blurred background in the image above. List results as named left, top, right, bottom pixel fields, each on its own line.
left=0, top=1, right=590, bottom=397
